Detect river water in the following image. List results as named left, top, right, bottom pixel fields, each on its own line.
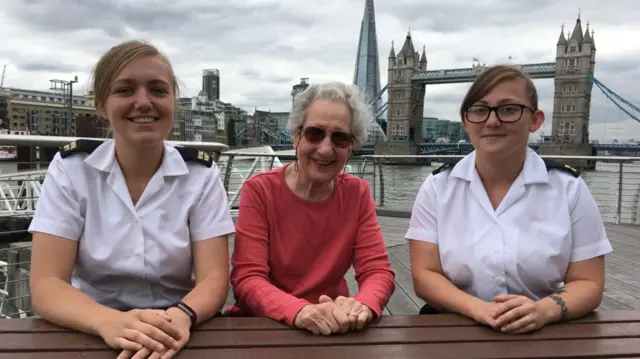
left=371, top=161, right=640, bottom=225
left=224, top=156, right=640, bottom=225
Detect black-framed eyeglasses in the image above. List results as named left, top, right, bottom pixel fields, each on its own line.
left=299, top=125, right=353, bottom=148
left=464, top=104, right=535, bottom=123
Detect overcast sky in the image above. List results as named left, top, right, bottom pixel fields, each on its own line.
left=1, top=0, right=639, bottom=141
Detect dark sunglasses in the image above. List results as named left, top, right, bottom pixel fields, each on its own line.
left=299, top=126, right=353, bottom=148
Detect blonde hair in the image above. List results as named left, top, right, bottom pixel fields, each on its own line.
left=92, top=40, right=179, bottom=111
left=460, top=65, right=538, bottom=120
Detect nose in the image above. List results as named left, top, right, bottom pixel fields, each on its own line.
left=485, top=109, right=501, bottom=127
left=315, top=134, right=334, bottom=156
left=133, top=87, right=152, bottom=111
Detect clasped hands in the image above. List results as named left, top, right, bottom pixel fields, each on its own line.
left=293, top=295, right=373, bottom=335
left=97, top=307, right=191, bottom=359
left=472, top=294, right=548, bottom=334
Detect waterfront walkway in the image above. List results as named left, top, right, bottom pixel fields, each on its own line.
left=223, top=216, right=640, bottom=314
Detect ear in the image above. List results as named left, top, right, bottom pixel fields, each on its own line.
left=530, top=110, right=545, bottom=132
left=293, top=133, right=301, bottom=149
left=96, top=104, right=107, bottom=121
left=461, top=116, right=469, bottom=131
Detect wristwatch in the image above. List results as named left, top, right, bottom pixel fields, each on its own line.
left=173, top=301, right=197, bottom=329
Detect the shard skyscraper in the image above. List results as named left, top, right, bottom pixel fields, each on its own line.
left=353, top=0, right=382, bottom=118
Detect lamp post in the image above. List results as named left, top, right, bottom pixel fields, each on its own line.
left=68, top=76, right=78, bottom=136
left=49, top=76, right=78, bottom=136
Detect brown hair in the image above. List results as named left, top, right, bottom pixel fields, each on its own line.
left=459, top=65, right=538, bottom=120
left=92, top=40, right=179, bottom=111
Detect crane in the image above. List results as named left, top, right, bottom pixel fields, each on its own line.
left=0, top=65, right=5, bottom=87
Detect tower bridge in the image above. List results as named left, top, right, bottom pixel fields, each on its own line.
left=377, top=15, right=598, bottom=166
left=248, top=1, right=638, bottom=167
left=345, top=1, right=640, bottom=168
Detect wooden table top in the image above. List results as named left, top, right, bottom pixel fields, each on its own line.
left=1, top=310, right=640, bottom=358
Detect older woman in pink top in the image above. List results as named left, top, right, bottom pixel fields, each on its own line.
left=225, top=81, right=395, bottom=335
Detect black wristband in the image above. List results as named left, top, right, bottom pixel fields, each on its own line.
left=174, top=301, right=197, bottom=329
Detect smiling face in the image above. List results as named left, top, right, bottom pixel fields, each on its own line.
left=97, top=54, right=175, bottom=148
left=462, top=78, right=544, bottom=158
left=293, top=98, right=353, bottom=184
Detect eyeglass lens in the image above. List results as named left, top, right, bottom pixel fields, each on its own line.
left=302, top=126, right=352, bottom=148
left=466, top=104, right=526, bottom=123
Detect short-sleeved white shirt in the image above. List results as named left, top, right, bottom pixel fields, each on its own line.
left=28, top=139, right=235, bottom=310
left=405, top=148, right=613, bottom=302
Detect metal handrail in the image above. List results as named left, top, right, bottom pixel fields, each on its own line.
left=0, top=145, right=636, bottom=223
left=361, top=154, right=640, bottom=161
left=0, top=134, right=229, bottom=152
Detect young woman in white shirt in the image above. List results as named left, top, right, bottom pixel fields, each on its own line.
left=406, top=65, right=612, bottom=334
left=28, top=40, right=235, bottom=359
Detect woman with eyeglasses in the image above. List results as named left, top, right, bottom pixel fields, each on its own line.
left=225, top=81, right=395, bottom=335
left=407, top=65, right=612, bottom=334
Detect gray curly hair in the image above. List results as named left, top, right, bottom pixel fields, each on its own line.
left=287, top=81, right=372, bottom=149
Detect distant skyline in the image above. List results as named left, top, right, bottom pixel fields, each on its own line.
left=0, top=0, right=639, bottom=141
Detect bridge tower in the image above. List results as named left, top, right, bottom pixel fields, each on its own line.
left=539, top=14, right=597, bottom=169
left=551, top=14, right=597, bottom=144
left=385, top=31, right=427, bottom=143
left=374, top=31, right=427, bottom=161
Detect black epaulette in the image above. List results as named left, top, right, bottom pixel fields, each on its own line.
left=543, top=158, right=580, bottom=177
left=59, top=139, right=103, bottom=158
left=432, top=159, right=461, bottom=175
left=175, top=147, right=213, bottom=167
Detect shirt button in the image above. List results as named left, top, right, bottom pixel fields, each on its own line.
left=132, top=249, right=139, bottom=256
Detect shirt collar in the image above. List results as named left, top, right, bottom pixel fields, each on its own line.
left=84, top=139, right=190, bottom=177
left=450, top=147, right=549, bottom=184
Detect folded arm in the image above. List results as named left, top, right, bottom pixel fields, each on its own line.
left=170, top=236, right=230, bottom=326
left=407, top=176, right=486, bottom=318
left=409, top=241, right=487, bottom=318
left=352, top=182, right=395, bottom=318
left=537, top=177, right=612, bottom=323
left=536, top=256, right=605, bottom=324
left=29, top=158, right=119, bottom=334
left=173, top=164, right=236, bottom=325
left=229, top=180, right=309, bottom=326
left=30, top=233, right=123, bottom=335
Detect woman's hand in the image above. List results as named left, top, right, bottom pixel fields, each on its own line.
left=469, top=301, right=502, bottom=329
left=293, top=301, right=350, bottom=335
left=117, top=308, right=192, bottom=359
left=493, top=294, right=547, bottom=334
left=320, top=295, right=373, bottom=331
left=97, top=308, right=181, bottom=354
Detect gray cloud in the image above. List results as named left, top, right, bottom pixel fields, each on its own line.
left=8, top=0, right=204, bottom=36
left=238, top=69, right=292, bottom=84
left=16, top=61, right=81, bottom=73
left=378, top=0, right=636, bottom=34
left=1, top=0, right=639, bottom=142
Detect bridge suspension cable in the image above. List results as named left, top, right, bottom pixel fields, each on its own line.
left=368, top=84, right=388, bottom=124
left=591, top=74, right=640, bottom=122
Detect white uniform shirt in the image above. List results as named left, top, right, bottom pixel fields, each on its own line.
left=405, top=148, right=613, bottom=302
left=28, top=139, right=235, bottom=310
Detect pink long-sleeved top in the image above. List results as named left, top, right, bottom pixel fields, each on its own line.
left=225, top=165, right=395, bottom=325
